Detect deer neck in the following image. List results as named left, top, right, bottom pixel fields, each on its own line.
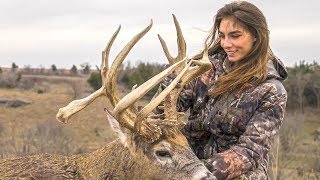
left=75, top=139, right=145, bottom=179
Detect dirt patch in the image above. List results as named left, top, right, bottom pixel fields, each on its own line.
left=0, top=97, right=31, bottom=108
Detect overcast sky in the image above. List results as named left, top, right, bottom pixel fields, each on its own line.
left=0, top=0, right=319, bottom=69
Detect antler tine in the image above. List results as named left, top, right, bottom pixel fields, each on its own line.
left=55, top=26, right=122, bottom=124
left=173, top=14, right=187, bottom=61
left=101, top=25, right=121, bottom=89
left=158, top=14, right=186, bottom=65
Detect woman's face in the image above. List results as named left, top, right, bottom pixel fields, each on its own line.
left=219, top=17, right=255, bottom=62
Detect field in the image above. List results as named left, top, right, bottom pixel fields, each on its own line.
left=0, top=74, right=319, bottom=179
left=0, top=75, right=118, bottom=156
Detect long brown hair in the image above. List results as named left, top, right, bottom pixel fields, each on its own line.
left=196, top=1, right=273, bottom=97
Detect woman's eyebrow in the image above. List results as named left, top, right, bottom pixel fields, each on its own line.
left=218, top=30, right=242, bottom=35
left=229, top=30, right=242, bottom=35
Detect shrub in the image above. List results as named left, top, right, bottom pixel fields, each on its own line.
left=11, top=62, right=18, bottom=72
left=121, top=62, right=165, bottom=97
left=51, top=64, right=57, bottom=72
left=70, top=65, right=78, bottom=76
left=87, top=72, right=102, bottom=90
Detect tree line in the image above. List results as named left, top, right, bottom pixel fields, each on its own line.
left=284, top=61, right=320, bottom=111
left=2, top=60, right=320, bottom=109
left=0, top=62, right=91, bottom=76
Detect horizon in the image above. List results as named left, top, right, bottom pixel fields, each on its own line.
left=1, top=58, right=318, bottom=70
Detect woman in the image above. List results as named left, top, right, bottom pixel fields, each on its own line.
left=159, top=1, right=288, bottom=179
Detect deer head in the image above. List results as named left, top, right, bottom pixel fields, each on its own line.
left=56, top=15, right=213, bottom=180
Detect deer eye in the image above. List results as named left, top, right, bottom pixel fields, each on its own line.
left=155, top=150, right=172, bottom=158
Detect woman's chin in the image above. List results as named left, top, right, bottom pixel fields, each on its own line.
left=228, top=55, right=244, bottom=62
left=228, top=57, right=238, bottom=62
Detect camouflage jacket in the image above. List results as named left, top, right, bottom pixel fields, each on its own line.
left=178, top=53, right=288, bottom=180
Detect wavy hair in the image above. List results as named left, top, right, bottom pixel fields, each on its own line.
left=195, top=1, right=274, bottom=97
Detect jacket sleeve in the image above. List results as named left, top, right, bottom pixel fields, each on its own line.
left=174, top=54, right=225, bottom=113
left=177, top=78, right=209, bottom=112
left=208, top=81, right=287, bottom=180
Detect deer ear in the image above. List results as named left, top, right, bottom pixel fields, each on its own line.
left=104, top=108, right=128, bottom=146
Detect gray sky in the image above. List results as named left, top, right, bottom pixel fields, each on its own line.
left=0, top=0, right=319, bottom=68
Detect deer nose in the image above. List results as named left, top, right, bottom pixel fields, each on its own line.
left=200, top=172, right=217, bottom=180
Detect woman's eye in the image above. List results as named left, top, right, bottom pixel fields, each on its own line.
left=231, top=34, right=240, bottom=38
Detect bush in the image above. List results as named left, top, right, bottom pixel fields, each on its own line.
left=87, top=72, right=102, bottom=90
left=121, top=62, right=165, bottom=97
left=51, top=64, right=57, bottom=73
left=11, top=62, right=18, bottom=72
left=70, top=65, right=78, bottom=76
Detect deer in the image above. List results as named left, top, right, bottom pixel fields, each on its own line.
left=0, top=15, right=214, bottom=180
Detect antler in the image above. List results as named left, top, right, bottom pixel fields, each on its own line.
left=115, top=14, right=212, bottom=139
left=56, top=15, right=212, bottom=143
left=141, top=14, right=212, bottom=122
left=56, top=20, right=153, bottom=132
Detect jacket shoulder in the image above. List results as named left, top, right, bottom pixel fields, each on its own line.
left=263, top=78, right=287, bottom=96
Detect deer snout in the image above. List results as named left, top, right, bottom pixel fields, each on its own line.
left=192, top=167, right=216, bottom=180
left=200, top=172, right=216, bottom=180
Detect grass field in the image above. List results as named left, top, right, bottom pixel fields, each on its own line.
left=0, top=74, right=319, bottom=179
left=0, top=75, right=118, bottom=156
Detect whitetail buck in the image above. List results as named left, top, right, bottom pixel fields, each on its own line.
left=0, top=15, right=214, bottom=179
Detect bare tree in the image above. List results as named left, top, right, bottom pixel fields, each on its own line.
left=80, top=63, right=91, bottom=75
left=23, top=65, right=32, bottom=74
left=310, top=66, right=320, bottom=108
left=39, top=64, right=45, bottom=74
left=69, top=79, right=85, bottom=99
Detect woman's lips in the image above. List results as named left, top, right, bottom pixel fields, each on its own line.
left=226, top=50, right=237, bottom=57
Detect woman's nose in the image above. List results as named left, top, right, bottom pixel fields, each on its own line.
left=221, top=38, right=232, bottom=48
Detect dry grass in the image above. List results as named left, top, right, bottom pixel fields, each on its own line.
left=0, top=75, right=118, bottom=158
left=268, top=110, right=320, bottom=179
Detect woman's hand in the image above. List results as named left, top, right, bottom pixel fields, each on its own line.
left=200, top=68, right=214, bottom=86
